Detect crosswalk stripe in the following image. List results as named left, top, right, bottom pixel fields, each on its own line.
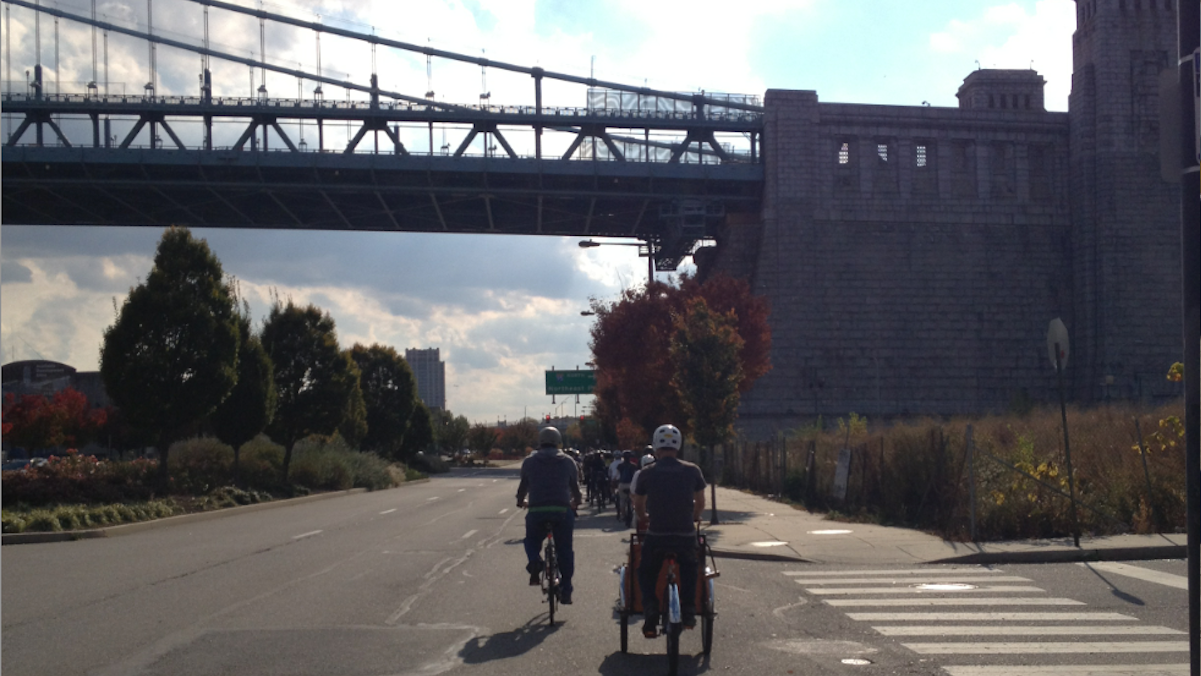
left=847, top=612, right=1136, bottom=621
left=904, top=641, right=1188, bottom=654
left=826, top=597, right=1085, bottom=607
left=789, top=575, right=1032, bottom=585
left=1079, top=562, right=1189, bottom=590
left=783, top=568, right=1008, bottom=577
left=808, top=585, right=1044, bottom=595
left=942, top=665, right=1190, bottom=676
left=875, top=625, right=1185, bottom=636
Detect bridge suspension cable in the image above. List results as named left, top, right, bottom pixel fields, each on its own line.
left=184, top=0, right=764, bottom=113
left=3, top=0, right=476, bottom=113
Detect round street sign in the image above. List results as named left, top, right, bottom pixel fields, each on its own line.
left=1047, top=318, right=1070, bottom=370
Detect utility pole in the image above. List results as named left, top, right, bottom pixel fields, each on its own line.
left=1175, top=2, right=1199, bottom=673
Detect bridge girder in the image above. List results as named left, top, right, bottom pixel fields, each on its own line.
left=2, top=147, right=762, bottom=271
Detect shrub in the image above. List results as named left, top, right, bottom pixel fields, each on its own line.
left=25, top=509, right=61, bottom=532
left=170, top=437, right=234, bottom=495
left=239, top=436, right=285, bottom=492
left=408, top=453, right=450, bottom=475
left=1, top=452, right=158, bottom=507
left=288, top=434, right=398, bottom=491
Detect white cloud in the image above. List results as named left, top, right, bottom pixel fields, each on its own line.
left=927, top=0, right=1075, bottom=110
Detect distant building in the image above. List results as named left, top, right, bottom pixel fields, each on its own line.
left=405, top=348, right=446, bottom=411
left=1, top=360, right=110, bottom=408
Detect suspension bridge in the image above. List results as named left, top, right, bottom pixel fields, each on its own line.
left=1, top=0, right=766, bottom=271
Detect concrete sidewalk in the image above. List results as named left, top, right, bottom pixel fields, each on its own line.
left=700, top=485, right=1189, bottom=566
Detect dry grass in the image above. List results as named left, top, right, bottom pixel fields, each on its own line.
left=725, top=400, right=1186, bottom=541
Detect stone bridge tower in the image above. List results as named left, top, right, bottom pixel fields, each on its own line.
left=702, top=0, right=1182, bottom=438
left=1067, top=0, right=1181, bottom=402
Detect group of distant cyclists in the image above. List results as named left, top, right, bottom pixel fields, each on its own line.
left=515, top=424, right=706, bottom=637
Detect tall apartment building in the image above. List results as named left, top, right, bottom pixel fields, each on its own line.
left=405, top=348, right=446, bottom=411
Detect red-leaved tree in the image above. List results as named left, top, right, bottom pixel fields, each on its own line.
left=2, top=388, right=108, bottom=451
left=588, top=273, right=771, bottom=442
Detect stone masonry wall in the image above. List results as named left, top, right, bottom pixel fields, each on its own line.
left=726, top=93, right=1073, bottom=439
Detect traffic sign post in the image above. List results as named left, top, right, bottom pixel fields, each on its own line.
left=544, top=369, right=596, bottom=395
left=1047, top=318, right=1080, bottom=548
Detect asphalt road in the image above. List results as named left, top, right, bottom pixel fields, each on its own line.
left=1, top=466, right=1190, bottom=676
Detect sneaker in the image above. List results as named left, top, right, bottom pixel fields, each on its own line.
left=559, top=590, right=573, bottom=604
left=526, top=560, right=541, bottom=586
left=641, top=616, right=659, bottom=638
left=682, top=612, right=697, bottom=629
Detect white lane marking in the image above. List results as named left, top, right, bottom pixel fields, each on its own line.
left=790, top=576, right=1031, bottom=585
left=458, top=489, right=466, bottom=492
left=876, top=625, right=1186, bottom=636
left=943, top=665, right=1190, bottom=676
left=904, top=641, right=1188, bottom=655
left=380, top=508, right=397, bottom=515
left=783, top=568, right=1006, bottom=577
left=826, top=597, right=1085, bottom=607
left=807, top=585, right=1043, bottom=595
left=427, top=497, right=440, bottom=501
left=461, top=530, right=478, bottom=539
left=498, top=508, right=509, bottom=515
left=291, top=530, right=323, bottom=540
left=848, top=612, right=1137, bottom=621
left=1080, top=562, right=1189, bottom=590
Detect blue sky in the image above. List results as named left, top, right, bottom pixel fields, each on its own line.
left=0, top=0, right=1076, bottom=424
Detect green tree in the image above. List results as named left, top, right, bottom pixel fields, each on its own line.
left=100, top=227, right=239, bottom=480
left=349, top=343, right=418, bottom=459
left=670, top=297, right=745, bottom=524
left=209, top=304, right=277, bottom=479
left=400, top=402, right=435, bottom=459
left=432, top=409, right=471, bottom=454
left=339, top=357, right=368, bottom=449
left=260, top=300, right=361, bottom=480
left=466, top=423, right=498, bottom=455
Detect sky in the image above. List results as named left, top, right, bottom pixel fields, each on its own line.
left=0, top=0, right=1077, bottom=425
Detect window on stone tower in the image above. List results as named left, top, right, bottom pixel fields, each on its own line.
left=915, top=145, right=928, bottom=167
left=877, top=143, right=888, bottom=162
left=838, top=141, right=850, bottom=165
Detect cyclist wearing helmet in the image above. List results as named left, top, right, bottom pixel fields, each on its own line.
left=633, top=424, right=706, bottom=637
left=630, top=451, right=657, bottom=531
left=614, top=450, right=640, bottom=526
left=516, top=426, right=582, bottom=604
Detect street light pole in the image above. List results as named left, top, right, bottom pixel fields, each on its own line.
left=579, top=238, right=653, bottom=286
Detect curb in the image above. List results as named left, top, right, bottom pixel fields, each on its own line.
left=2, top=478, right=431, bottom=546
left=928, top=544, right=1188, bottom=565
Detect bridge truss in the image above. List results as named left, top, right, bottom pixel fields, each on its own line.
left=1, top=0, right=765, bottom=271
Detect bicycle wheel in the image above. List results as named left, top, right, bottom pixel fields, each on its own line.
left=701, top=604, right=714, bottom=655
left=665, top=621, right=681, bottom=676
left=619, top=611, right=629, bottom=653
left=544, top=538, right=558, bottom=625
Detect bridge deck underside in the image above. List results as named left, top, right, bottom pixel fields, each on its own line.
left=2, top=148, right=762, bottom=242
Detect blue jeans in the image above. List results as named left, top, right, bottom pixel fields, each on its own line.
left=524, top=509, right=575, bottom=594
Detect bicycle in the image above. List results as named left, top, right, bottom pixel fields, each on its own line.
left=616, top=528, right=719, bottom=675
left=615, top=485, right=633, bottom=527
left=538, top=521, right=561, bottom=626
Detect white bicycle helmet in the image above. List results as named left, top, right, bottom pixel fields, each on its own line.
left=641, top=454, right=656, bottom=468
left=652, top=424, right=682, bottom=450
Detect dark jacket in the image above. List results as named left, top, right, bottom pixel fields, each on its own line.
left=516, top=447, right=582, bottom=509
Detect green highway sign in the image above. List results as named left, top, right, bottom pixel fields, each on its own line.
left=545, top=369, right=597, bottom=395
